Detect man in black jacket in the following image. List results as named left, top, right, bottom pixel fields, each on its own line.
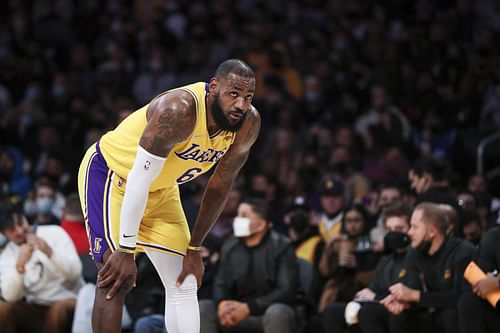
left=382, top=203, right=475, bottom=333
left=199, top=198, right=298, bottom=333
left=458, top=227, right=500, bottom=333
left=322, top=202, right=413, bottom=333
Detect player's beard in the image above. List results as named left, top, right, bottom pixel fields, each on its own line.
left=211, top=93, right=247, bottom=132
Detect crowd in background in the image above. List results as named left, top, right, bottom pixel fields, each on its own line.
left=1, top=0, right=500, bottom=332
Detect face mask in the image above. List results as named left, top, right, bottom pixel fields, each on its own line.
left=36, top=197, right=54, bottom=215
left=0, top=233, right=7, bottom=248
left=233, top=217, right=251, bottom=237
left=24, top=199, right=38, bottom=217
left=384, top=231, right=410, bottom=253
left=416, top=237, right=432, bottom=254
left=468, top=237, right=481, bottom=246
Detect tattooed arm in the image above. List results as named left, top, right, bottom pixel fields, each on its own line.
left=98, top=90, right=196, bottom=299
left=176, top=106, right=261, bottom=287
left=140, top=90, right=197, bottom=156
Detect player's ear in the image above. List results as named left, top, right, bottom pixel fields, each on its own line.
left=209, top=78, right=218, bottom=96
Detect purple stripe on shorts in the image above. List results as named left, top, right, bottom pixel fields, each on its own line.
left=85, top=147, right=112, bottom=263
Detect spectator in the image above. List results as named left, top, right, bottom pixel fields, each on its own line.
left=317, top=203, right=376, bottom=313
left=60, top=193, right=88, bottom=255
left=382, top=203, right=476, bottom=333
left=355, top=83, right=411, bottom=143
left=368, top=184, right=403, bottom=253
left=0, top=146, right=31, bottom=199
left=0, top=202, right=82, bottom=333
left=409, top=157, right=457, bottom=208
left=458, top=227, right=500, bottom=333
left=288, top=209, right=324, bottom=268
left=461, top=209, right=485, bottom=246
left=322, top=202, right=413, bottom=333
left=316, top=176, right=347, bottom=243
left=31, top=178, right=61, bottom=225
left=199, top=198, right=298, bottom=333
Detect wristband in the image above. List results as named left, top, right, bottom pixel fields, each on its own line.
left=187, top=245, right=202, bottom=251
left=117, top=245, right=136, bottom=254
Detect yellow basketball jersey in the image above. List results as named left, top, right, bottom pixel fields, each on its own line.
left=99, top=82, right=236, bottom=192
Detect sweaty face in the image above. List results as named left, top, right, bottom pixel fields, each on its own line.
left=211, top=74, right=255, bottom=132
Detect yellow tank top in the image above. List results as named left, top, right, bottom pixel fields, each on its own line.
left=99, top=82, right=236, bottom=192
left=295, top=235, right=321, bottom=264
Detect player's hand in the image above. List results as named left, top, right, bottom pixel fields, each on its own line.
left=473, top=275, right=500, bottom=299
left=98, top=250, right=137, bottom=300
left=177, top=248, right=204, bottom=288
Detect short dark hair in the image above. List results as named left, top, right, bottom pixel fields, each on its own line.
left=382, top=202, right=412, bottom=226
left=215, top=59, right=255, bottom=80
left=0, top=202, right=24, bottom=232
left=35, top=177, right=57, bottom=193
left=241, top=198, right=269, bottom=221
left=411, top=157, right=450, bottom=182
left=64, top=193, right=83, bottom=217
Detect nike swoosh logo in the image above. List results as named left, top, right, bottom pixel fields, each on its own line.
left=122, top=234, right=135, bottom=238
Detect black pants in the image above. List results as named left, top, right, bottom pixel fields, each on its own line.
left=358, top=302, right=390, bottom=333
left=322, top=303, right=347, bottom=333
left=458, top=292, right=500, bottom=333
left=322, top=302, right=385, bottom=333
left=388, top=307, right=458, bottom=333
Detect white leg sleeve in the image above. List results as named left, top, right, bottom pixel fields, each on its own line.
left=145, top=248, right=200, bottom=333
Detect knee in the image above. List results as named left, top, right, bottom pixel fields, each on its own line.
left=358, top=304, right=371, bottom=322
left=323, top=302, right=346, bottom=320
left=458, top=292, right=480, bottom=314
left=173, top=275, right=197, bottom=296
left=263, top=303, right=295, bottom=325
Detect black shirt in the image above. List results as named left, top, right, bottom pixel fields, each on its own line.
left=405, top=236, right=476, bottom=308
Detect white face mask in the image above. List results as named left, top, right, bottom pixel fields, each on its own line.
left=233, top=217, right=251, bottom=237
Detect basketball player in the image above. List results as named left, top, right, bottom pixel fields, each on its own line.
left=77, top=59, right=260, bottom=333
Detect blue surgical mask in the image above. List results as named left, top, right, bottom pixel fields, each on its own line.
left=36, top=197, right=54, bottom=215
left=0, top=233, right=7, bottom=248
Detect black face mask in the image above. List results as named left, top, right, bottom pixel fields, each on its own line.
left=416, top=238, right=432, bottom=254
left=384, top=231, right=410, bottom=253
left=468, top=237, right=482, bottom=246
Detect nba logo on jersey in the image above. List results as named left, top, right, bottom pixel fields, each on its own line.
left=144, top=161, right=151, bottom=170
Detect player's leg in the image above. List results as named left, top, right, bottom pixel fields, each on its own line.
left=77, top=143, right=128, bottom=333
left=145, top=249, right=199, bottom=333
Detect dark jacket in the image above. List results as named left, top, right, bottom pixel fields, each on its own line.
left=474, top=226, right=500, bottom=274
left=369, top=251, right=409, bottom=300
left=405, top=236, right=476, bottom=309
left=213, top=230, right=299, bottom=315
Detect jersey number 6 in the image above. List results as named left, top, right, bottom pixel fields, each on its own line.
left=176, top=168, right=203, bottom=184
